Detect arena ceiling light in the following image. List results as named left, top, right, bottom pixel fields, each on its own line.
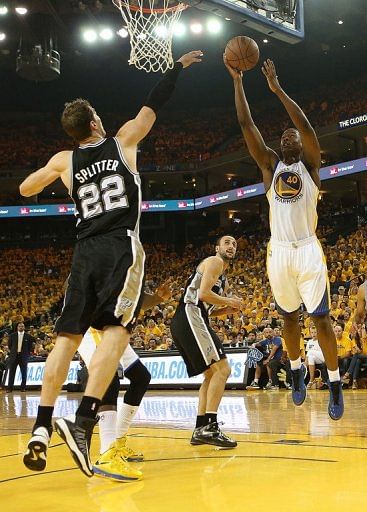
left=0, top=6, right=8, bottom=15
left=190, top=23, right=203, bottom=34
left=82, top=29, right=98, bottom=43
left=338, top=19, right=343, bottom=24
left=0, top=32, right=5, bottom=41
left=154, top=25, right=168, bottom=39
left=207, top=18, right=222, bottom=34
left=173, top=22, right=186, bottom=37
left=15, top=6, right=28, bottom=15
left=263, top=39, right=269, bottom=43
left=117, top=27, right=128, bottom=38
left=99, top=28, right=114, bottom=40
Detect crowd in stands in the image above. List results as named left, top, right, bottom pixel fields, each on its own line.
left=1, top=222, right=366, bottom=388
left=0, top=73, right=366, bottom=173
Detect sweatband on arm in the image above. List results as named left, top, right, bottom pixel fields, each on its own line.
left=145, top=61, right=183, bottom=114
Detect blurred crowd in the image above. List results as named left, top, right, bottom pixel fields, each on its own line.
left=0, top=73, right=365, bottom=172
left=1, top=224, right=366, bottom=389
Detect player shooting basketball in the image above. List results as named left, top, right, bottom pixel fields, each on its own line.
left=224, top=55, right=344, bottom=420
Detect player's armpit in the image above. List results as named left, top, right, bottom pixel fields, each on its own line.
left=116, top=106, right=156, bottom=146
left=19, top=151, right=70, bottom=197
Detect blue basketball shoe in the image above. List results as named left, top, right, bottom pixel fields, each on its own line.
left=290, top=363, right=307, bottom=406
left=328, top=381, right=344, bottom=420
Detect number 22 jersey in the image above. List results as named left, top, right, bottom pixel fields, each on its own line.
left=70, top=137, right=141, bottom=240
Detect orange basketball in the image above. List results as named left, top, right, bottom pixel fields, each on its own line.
left=225, top=36, right=260, bottom=72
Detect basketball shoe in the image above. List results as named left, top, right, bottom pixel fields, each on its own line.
left=194, top=422, right=237, bottom=448
left=328, top=381, right=344, bottom=421
left=114, top=436, right=144, bottom=462
left=290, top=363, right=307, bottom=406
left=55, top=415, right=98, bottom=477
left=190, top=428, right=205, bottom=445
left=93, top=444, right=142, bottom=482
left=23, top=426, right=51, bottom=471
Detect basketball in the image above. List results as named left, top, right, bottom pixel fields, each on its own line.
left=225, top=36, right=260, bottom=72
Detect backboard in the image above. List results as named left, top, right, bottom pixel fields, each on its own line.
left=185, top=0, right=304, bottom=43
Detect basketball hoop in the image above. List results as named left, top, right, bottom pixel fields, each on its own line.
left=112, top=0, right=187, bottom=73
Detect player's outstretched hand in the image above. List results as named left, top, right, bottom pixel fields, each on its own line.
left=223, top=54, right=242, bottom=80
left=261, top=59, right=282, bottom=93
left=178, top=51, right=203, bottom=68
left=227, top=296, right=243, bottom=310
left=156, top=281, right=172, bottom=302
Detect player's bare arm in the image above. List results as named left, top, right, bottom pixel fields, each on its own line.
left=223, top=54, right=278, bottom=191
left=354, top=284, right=366, bottom=326
left=116, top=50, right=203, bottom=171
left=19, top=151, right=71, bottom=197
left=199, top=257, right=242, bottom=308
left=262, top=59, right=321, bottom=182
left=141, top=281, right=172, bottom=310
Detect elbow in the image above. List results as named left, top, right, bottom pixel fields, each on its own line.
left=19, top=184, right=32, bottom=197
left=198, top=291, right=209, bottom=302
left=19, top=183, right=27, bottom=197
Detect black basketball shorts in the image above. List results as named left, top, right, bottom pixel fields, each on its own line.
left=171, top=303, right=226, bottom=377
left=55, top=230, right=145, bottom=335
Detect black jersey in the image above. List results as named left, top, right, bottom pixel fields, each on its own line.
left=180, top=265, right=227, bottom=318
left=70, top=137, right=141, bottom=239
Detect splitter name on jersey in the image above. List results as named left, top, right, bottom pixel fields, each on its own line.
left=75, top=159, right=120, bottom=184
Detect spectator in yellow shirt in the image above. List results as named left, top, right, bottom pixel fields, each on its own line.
left=333, top=324, right=352, bottom=376
left=342, top=325, right=367, bottom=389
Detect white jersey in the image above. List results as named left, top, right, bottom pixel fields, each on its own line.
left=267, top=160, right=319, bottom=242
left=306, top=338, right=322, bottom=353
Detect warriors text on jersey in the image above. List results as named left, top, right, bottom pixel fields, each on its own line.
left=181, top=265, right=226, bottom=317
left=70, top=137, right=141, bottom=239
left=266, top=160, right=318, bottom=242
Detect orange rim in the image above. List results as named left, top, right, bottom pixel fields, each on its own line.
left=116, top=1, right=187, bottom=14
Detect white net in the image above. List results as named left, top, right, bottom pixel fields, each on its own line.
left=112, top=0, right=186, bottom=73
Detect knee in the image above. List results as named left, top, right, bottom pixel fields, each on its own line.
left=312, top=315, right=330, bottom=332
left=218, top=360, right=231, bottom=380
left=203, top=368, right=213, bottom=383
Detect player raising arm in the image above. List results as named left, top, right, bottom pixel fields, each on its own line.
left=22, top=51, right=202, bottom=478
left=224, top=56, right=343, bottom=420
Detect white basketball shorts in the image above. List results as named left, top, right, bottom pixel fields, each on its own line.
left=78, top=328, right=139, bottom=371
left=266, top=235, right=330, bottom=316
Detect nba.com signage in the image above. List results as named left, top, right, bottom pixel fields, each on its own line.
left=338, top=113, right=367, bottom=130
left=6, top=352, right=248, bottom=388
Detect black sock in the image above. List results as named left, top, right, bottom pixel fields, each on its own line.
left=204, top=412, right=217, bottom=425
left=34, top=406, right=54, bottom=436
left=195, top=415, right=205, bottom=428
left=76, top=396, right=101, bottom=420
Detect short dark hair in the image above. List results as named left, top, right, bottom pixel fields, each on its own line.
left=216, top=234, right=236, bottom=246
left=61, top=98, right=94, bottom=141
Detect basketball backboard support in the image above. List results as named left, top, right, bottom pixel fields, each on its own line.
left=185, top=0, right=304, bottom=43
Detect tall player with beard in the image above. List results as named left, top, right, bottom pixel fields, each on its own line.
left=224, top=57, right=344, bottom=420
left=171, top=235, right=243, bottom=448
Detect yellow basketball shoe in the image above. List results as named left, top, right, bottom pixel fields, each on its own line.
left=115, top=436, right=144, bottom=462
left=93, top=446, right=142, bottom=482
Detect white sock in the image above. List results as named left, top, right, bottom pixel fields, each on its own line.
left=327, top=368, right=340, bottom=382
left=116, top=403, right=139, bottom=439
left=290, top=357, right=301, bottom=370
left=254, top=378, right=259, bottom=383
left=98, top=410, right=117, bottom=454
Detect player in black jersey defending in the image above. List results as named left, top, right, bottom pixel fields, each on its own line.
left=20, top=50, right=202, bottom=477
left=171, top=235, right=243, bottom=448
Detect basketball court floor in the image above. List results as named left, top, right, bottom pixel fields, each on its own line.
left=1, top=389, right=367, bottom=512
